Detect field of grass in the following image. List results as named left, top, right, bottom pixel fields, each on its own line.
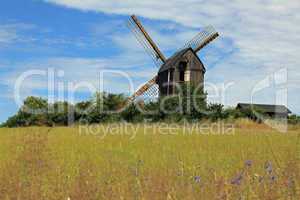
left=0, top=121, right=299, bottom=199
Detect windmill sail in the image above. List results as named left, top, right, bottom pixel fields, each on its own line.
left=127, top=15, right=166, bottom=67
left=128, top=76, right=158, bottom=103
left=126, top=16, right=219, bottom=103
left=126, top=15, right=165, bottom=103
left=183, top=26, right=219, bottom=53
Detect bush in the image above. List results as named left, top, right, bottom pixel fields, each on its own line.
left=121, top=103, right=142, bottom=122
left=288, top=115, right=300, bottom=125
left=223, top=107, right=244, bottom=120
left=3, top=89, right=289, bottom=127
left=206, top=103, right=225, bottom=121
left=48, top=102, right=74, bottom=126
left=159, top=83, right=207, bottom=120
left=7, top=96, right=49, bottom=127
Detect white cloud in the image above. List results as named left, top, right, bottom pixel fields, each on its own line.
left=0, top=23, right=35, bottom=45
left=0, top=22, right=105, bottom=51
left=0, top=29, right=18, bottom=44
left=44, top=0, right=300, bottom=70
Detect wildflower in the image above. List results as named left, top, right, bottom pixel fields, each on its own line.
left=231, top=173, right=243, bottom=185
left=194, top=176, right=201, bottom=183
left=265, top=161, right=273, bottom=174
left=245, top=160, right=253, bottom=167
left=270, top=175, right=276, bottom=182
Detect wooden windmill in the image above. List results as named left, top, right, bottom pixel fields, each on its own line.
left=127, top=15, right=219, bottom=102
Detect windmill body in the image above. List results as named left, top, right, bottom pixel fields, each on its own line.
left=157, top=48, right=205, bottom=96
left=127, top=15, right=219, bottom=102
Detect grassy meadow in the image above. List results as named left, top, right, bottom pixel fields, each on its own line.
left=0, top=120, right=299, bottom=199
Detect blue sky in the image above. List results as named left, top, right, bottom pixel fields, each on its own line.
left=0, top=0, right=299, bottom=122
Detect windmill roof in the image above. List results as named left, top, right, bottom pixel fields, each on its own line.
left=158, top=48, right=205, bottom=73
left=237, top=103, right=292, bottom=114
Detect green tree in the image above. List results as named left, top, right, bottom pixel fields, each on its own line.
left=20, top=96, right=48, bottom=126
left=104, top=93, right=126, bottom=112
left=86, top=92, right=108, bottom=123
left=75, top=101, right=93, bottom=123
left=159, top=83, right=207, bottom=120
left=143, top=101, right=162, bottom=122
left=121, top=103, right=142, bottom=122
left=21, top=96, right=48, bottom=114
left=207, top=103, right=225, bottom=121
left=2, top=96, right=49, bottom=127
left=47, top=102, right=74, bottom=126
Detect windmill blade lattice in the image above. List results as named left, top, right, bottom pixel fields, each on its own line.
left=128, top=76, right=159, bottom=103
left=138, top=84, right=159, bottom=102
left=183, top=26, right=219, bottom=52
left=127, top=18, right=164, bottom=68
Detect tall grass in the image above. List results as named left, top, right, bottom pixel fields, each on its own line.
left=0, top=123, right=299, bottom=199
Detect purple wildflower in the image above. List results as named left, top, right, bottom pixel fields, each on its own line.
left=194, top=176, right=201, bottom=183
left=231, top=173, right=243, bottom=185
left=245, top=160, right=253, bottom=167
left=270, top=175, right=276, bottom=182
